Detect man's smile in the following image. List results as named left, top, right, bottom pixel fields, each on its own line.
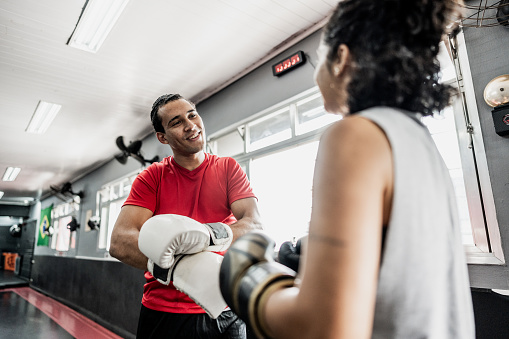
left=187, top=131, right=201, bottom=140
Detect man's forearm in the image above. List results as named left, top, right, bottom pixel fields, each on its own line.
left=109, top=230, right=148, bottom=270
left=229, top=216, right=263, bottom=243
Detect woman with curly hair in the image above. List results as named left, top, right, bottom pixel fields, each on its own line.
left=220, top=0, right=475, bottom=338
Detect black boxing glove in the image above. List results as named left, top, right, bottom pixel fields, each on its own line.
left=277, top=238, right=303, bottom=272
left=219, top=231, right=296, bottom=339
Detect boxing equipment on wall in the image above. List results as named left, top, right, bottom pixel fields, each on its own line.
left=484, top=74, right=509, bottom=136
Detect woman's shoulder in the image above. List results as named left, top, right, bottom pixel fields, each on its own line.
left=323, top=113, right=387, bottom=146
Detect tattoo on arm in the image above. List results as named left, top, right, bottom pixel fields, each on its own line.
left=308, top=234, right=346, bottom=248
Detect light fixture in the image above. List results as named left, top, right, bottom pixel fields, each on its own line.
left=26, top=101, right=62, bottom=134
left=483, top=74, right=509, bottom=136
left=67, top=0, right=130, bottom=53
left=0, top=191, right=4, bottom=199
left=2, top=167, right=21, bottom=181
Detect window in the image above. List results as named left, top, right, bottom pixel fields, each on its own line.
left=50, top=198, right=80, bottom=252
left=97, top=170, right=140, bottom=251
left=250, top=141, right=318, bottom=246
left=207, top=87, right=340, bottom=248
left=422, top=107, right=474, bottom=245
left=295, top=92, right=338, bottom=136
left=247, top=107, right=292, bottom=152
left=446, top=30, right=504, bottom=264
left=207, top=31, right=502, bottom=264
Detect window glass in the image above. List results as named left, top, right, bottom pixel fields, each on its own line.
left=248, top=108, right=291, bottom=151
left=55, top=216, right=72, bottom=252
left=209, top=129, right=244, bottom=157
left=296, top=93, right=340, bottom=135
left=423, top=107, right=474, bottom=245
left=97, top=169, right=139, bottom=251
left=106, top=201, right=123, bottom=251
left=50, top=199, right=80, bottom=252
left=251, top=141, right=318, bottom=248
left=437, top=41, right=456, bottom=83
left=98, top=206, right=109, bottom=249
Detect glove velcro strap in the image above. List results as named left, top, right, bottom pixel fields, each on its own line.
left=205, top=223, right=230, bottom=242
left=148, top=256, right=186, bottom=285
left=204, top=223, right=233, bottom=251
left=152, top=263, right=171, bottom=283
left=148, top=259, right=172, bottom=285
left=236, top=261, right=296, bottom=339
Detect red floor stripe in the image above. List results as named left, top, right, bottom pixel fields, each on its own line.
left=5, top=287, right=124, bottom=339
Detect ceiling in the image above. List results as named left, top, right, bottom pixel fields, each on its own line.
left=0, top=0, right=336, bottom=205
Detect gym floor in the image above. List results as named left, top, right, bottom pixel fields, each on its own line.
left=0, top=270, right=123, bottom=339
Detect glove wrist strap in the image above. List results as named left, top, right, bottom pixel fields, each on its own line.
left=152, top=264, right=170, bottom=282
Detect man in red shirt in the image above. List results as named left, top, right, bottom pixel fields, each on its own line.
left=110, top=94, right=261, bottom=338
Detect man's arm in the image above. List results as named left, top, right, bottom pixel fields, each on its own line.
left=229, top=197, right=262, bottom=243
left=109, top=205, right=154, bottom=270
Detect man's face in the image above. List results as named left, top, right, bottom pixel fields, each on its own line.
left=156, top=99, right=205, bottom=156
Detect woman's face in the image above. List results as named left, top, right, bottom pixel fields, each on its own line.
left=314, top=41, right=350, bottom=115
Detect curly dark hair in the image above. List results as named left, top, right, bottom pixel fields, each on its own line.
left=323, top=0, right=462, bottom=116
left=150, top=94, right=195, bottom=133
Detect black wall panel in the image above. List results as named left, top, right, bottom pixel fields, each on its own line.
left=30, top=256, right=145, bottom=339
left=0, top=205, right=30, bottom=218
left=0, top=226, right=18, bottom=254
left=472, top=289, right=509, bottom=339
left=0, top=220, right=36, bottom=278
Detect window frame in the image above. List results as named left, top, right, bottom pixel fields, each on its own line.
left=448, top=30, right=504, bottom=265
left=50, top=197, right=80, bottom=253
left=96, top=169, right=141, bottom=251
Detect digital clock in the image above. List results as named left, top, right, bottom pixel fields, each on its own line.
left=272, top=51, right=306, bottom=76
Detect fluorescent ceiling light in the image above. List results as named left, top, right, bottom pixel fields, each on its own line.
left=0, top=191, right=4, bottom=199
left=3, top=167, right=21, bottom=182
left=26, top=101, right=62, bottom=134
left=67, top=0, right=129, bottom=53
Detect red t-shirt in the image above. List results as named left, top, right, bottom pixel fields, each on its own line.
left=123, top=153, right=256, bottom=313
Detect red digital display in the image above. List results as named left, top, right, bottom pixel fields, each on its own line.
left=272, top=51, right=306, bottom=76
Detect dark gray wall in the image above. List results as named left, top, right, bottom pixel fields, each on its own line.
left=0, top=220, right=35, bottom=279
left=0, top=226, right=19, bottom=261
left=199, top=30, right=322, bottom=136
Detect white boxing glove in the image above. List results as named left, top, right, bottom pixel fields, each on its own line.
left=171, top=252, right=227, bottom=319
left=138, top=214, right=233, bottom=284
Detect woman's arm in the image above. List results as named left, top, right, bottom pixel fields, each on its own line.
left=263, top=116, right=393, bottom=339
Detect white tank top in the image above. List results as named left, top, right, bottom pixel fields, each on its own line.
left=358, top=107, right=475, bottom=339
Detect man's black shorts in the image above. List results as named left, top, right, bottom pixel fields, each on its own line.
left=136, top=305, right=249, bottom=339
